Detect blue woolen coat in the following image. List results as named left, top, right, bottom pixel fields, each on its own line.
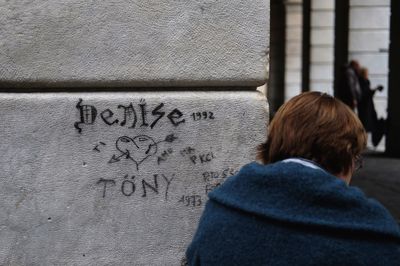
left=186, top=160, right=400, bottom=266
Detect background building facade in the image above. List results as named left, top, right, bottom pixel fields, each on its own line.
left=268, top=0, right=399, bottom=154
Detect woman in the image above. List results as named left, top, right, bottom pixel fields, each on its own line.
left=186, top=92, right=400, bottom=265
left=358, top=67, right=385, bottom=147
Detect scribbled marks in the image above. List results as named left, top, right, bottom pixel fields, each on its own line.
left=108, top=134, right=178, bottom=170
left=93, top=142, right=106, bottom=152
left=121, top=175, right=136, bottom=196
left=180, top=146, right=216, bottom=165
left=74, top=99, right=97, bottom=133
left=109, top=135, right=157, bottom=167
left=96, top=173, right=175, bottom=200
left=96, top=178, right=116, bottom=198
left=203, top=167, right=238, bottom=194
left=178, top=195, right=202, bottom=207
left=191, top=111, right=215, bottom=121
left=157, top=148, right=173, bottom=165
left=74, top=99, right=186, bottom=133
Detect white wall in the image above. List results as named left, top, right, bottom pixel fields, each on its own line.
left=0, top=0, right=269, bottom=88
left=0, top=92, right=268, bottom=265
left=309, top=0, right=335, bottom=94
left=0, top=0, right=270, bottom=264
left=285, top=0, right=303, bottom=101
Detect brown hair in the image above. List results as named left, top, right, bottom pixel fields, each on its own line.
left=257, top=91, right=367, bottom=175
left=360, top=67, right=369, bottom=79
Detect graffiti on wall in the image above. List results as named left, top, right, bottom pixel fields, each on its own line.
left=108, top=134, right=178, bottom=170
left=96, top=173, right=175, bottom=200
left=74, top=98, right=185, bottom=133
left=74, top=98, right=237, bottom=206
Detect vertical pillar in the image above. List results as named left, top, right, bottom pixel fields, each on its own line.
left=284, top=0, right=303, bottom=101
left=386, top=0, right=400, bottom=157
left=301, top=0, right=311, bottom=92
left=309, top=0, right=335, bottom=94
left=268, top=0, right=286, bottom=115
left=334, top=0, right=349, bottom=97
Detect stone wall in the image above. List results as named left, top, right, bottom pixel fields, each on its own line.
left=0, top=1, right=269, bottom=265
left=0, top=92, right=268, bottom=265
left=0, top=0, right=269, bottom=88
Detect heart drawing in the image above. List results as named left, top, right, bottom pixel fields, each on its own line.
left=108, top=134, right=177, bottom=170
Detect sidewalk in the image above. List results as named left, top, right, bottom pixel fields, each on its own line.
left=351, top=150, right=400, bottom=223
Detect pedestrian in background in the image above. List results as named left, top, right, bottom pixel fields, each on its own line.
left=335, top=60, right=362, bottom=110
left=358, top=67, right=385, bottom=147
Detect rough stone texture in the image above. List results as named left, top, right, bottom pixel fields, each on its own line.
left=0, top=0, right=269, bottom=88
left=0, top=91, right=269, bottom=265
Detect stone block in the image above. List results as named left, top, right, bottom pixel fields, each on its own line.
left=286, top=27, right=302, bottom=41
left=0, top=91, right=269, bottom=265
left=311, top=46, right=334, bottom=63
left=311, top=64, right=334, bottom=81
left=349, top=30, right=389, bottom=52
left=349, top=7, right=390, bottom=29
left=0, top=1, right=269, bottom=88
left=350, top=0, right=390, bottom=7
left=286, top=11, right=302, bottom=26
left=286, top=56, right=302, bottom=71
left=285, top=69, right=301, bottom=84
left=311, top=11, right=334, bottom=27
left=311, top=29, right=334, bottom=45
left=285, top=42, right=302, bottom=55
left=286, top=0, right=302, bottom=5
left=312, top=0, right=335, bottom=10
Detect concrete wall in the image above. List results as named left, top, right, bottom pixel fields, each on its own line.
left=0, top=92, right=268, bottom=265
left=0, top=0, right=269, bottom=88
left=0, top=1, right=270, bottom=265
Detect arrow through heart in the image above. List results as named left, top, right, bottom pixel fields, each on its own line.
left=108, top=134, right=177, bottom=170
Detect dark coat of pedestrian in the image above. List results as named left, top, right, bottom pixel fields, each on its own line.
left=358, top=67, right=385, bottom=146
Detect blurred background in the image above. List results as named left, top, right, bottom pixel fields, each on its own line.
left=261, top=0, right=399, bottom=221
left=264, top=0, right=399, bottom=154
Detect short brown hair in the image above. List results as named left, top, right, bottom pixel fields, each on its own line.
left=257, top=91, right=367, bottom=175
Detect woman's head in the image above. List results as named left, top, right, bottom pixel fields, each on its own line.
left=257, top=91, right=367, bottom=177
left=360, top=67, right=369, bottom=79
